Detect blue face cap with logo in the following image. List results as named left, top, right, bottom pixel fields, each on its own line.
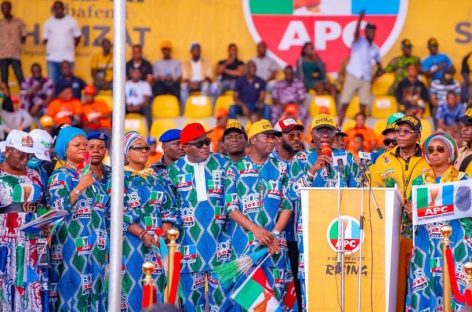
left=87, top=131, right=109, bottom=147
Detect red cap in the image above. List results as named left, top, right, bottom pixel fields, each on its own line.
left=274, top=118, right=304, bottom=134
left=84, top=85, right=96, bottom=95
left=180, top=123, right=212, bottom=144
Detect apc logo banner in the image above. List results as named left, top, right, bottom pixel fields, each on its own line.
left=326, top=216, right=363, bottom=254
left=243, top=0, right=408, bottom=72
left=412, top=179, right=472, bottom=226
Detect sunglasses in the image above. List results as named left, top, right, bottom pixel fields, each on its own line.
left=186, top=139, right=211, bottom=149
left=395, top=129, right=417, bottom=136
left=383, top=138, right=397, bottom=146
left=129, top=145, right=151, bottom=152
left=427, top=146, right=446, bottom=154
left=314, top=129, right=336, bottom=137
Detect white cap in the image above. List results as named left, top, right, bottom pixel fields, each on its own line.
left=0, top=141, right=5, bottom=153
left=5, top=130, right=37, bottom=154
left=29, top=129, right=53, bottom=162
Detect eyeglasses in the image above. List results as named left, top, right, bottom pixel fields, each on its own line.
left=129, top=145, right=151, bottom=152
left=395, top=129, right=417, bottom=136
left=383, top=138, right=397, bottom=146
left=186, top=139, right=211, bottom=149
left=427, top=146, right=446, bottom=154
left=314, top=129, right=335, bottom=137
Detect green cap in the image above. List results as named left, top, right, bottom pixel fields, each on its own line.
left=382, top=112, right=405, bottom=135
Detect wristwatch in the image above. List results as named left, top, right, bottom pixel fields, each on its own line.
left=272, top=230, right=281, bottom=238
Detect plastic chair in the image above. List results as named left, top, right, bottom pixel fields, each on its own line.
left=341, top=119, right=356, bottom=132
left=183, top=95, right=212, bottom=118
left=184, top=118, right=209, bottom=131
left=372, top=73, right=395, bottom=96
left=420, top=119, right=433, bottom=142
left=371, top=96, right=398, bottom=119
left=214, top=95, right=234, bottom=116
left=152, top=95, right=180, bottom=118
left=309, top=95, right=337, bottom=116
left=346, top=96, right=361, bottom=118
left=150, top=118, right=178, bottom=140
left=125, top=113, right=148, bottom=137
left=95, top=94, right=113, bottom=110
left=373, top=119, right=388, bottom=137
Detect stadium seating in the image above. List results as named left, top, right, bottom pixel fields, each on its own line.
left=95, top=94, right=113, bottom=110
left=152, top=95, right=180, bottom=118
left=341, top=119, right=355, bottom=132
left=372, top=73, right=395, bottom=96
left=371, top=96, right=398, bottom=119
left=309, top=95, right=337, bottom=116
left=423, top=104, right=431, bottom=118
left=420, top=119, right=433, bottom=142
left=345, top=96, right=360, bottom=118
left=183, top=95, right=212, bottom=118
left=150, top=118, right=178, bottom=139
left=214, top=95, right=234, bottom=115
left=125, top=113, right=148, bottom=137
left=373, top=119, right=388, bottom=137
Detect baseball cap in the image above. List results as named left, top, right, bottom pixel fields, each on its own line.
left=87, top=131, right=109, bottom=147
left=382, top=112, right=405, bottom=135
left=223, top=119, right=247, bottom=138
left=190, top=42, right=200, bottom=50
left=30, top=129, right=53, bottom=161
left=396, top=115, right=422, bottom=132
left=180, top=123, right=212, bottom=144
left=311, top=114, right=337, bottom=130
left=401, top=39, right=412, bottom=49
left=5, top=130, right=37, bottom=154
left=458, top=108, right=472, bottom=126
left=365, top=23, right=377, bottom=30
left=335, top=128, right=348, bottom=138
left=147, top=137, right=157, bottom=145
left=160, top=40, right=172, bottom=49
left=274, top=118, right=304, bottom=134
left=247, top=119, right=279, bottom=139
left=160, top=129, right=181, bottom=143
left=427, top=38, right=438, bottom=47
left=39, top=115, right=54, bottom=128
left=84, top=85, right=96, bottom=96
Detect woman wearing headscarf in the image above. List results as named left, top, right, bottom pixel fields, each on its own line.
left=116, top=131, right=176, bottom=311
left=87, top=131, right=111, bottom=186
left=405, top=132, right=471, bottom=311
left=0, top=130, right=46, bottom=311
left=48, top=127, right=109, bottom=311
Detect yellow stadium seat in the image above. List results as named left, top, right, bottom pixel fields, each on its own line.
left=308, top=89, right=317, bottom=96
left=309, top=95, right=337, bottom=116
left=184, top=118, right=209, bottom=130
left=183, top=95, right=212, bottom=118
left=420, top=119, right=433, bottom=142
left=150, top=118, right=178, bottom=140
left=419, top=74, right=429, bottom=88
left=326, top=73, right=336, bottom=85
left=373, top=119, right=388, bottom=137
left=372, top=73, right=395, bottom=96
left=371, top=96, right=398, bottom=119
left=346, top=96, right=360, bottom=118
left=95, top=94, right=113, bottom=110
left=125, top=113, right=148, bottom=137
left=266, top=94, right=272, bottom=105
left=223, top=90, right=234, bottom=96
left=341, top=119, right=355, bottom=132
left=214, top=95, right=234, bottom=115
left=275, top=70, right=284, bottom=80
left=422, top=104, right=431, bottom=118
left=152, top=95, right=180, bottom=118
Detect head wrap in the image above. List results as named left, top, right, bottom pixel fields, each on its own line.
left=124, top=131, right=145, bottom=157
left=54, top=127, right=87, bottom=160
left=423, top=132, right=458, bottom=165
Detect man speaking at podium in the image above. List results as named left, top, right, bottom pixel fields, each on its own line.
left=286, top=113, right=359, bottom=309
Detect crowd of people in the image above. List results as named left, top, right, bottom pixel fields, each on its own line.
left=2, top=0, right=472, bottom=312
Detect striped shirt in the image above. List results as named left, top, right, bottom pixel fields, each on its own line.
left=430, top=79, right=461, bottom=106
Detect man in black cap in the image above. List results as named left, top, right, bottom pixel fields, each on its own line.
left=332, top=128, right=348, bottom=150
left=421, top=38, right=454, bottom=82
left=221, top=119, right=247, bottom=163
left=384, top=39, right=421, bottom=94
left=456, top=108, right=472, bottom=174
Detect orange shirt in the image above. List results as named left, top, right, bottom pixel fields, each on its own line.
left=82, top=100, right=112, bottom=130
left=210, top=127, right=225, bottom=153
left=47, top=98, right=83, bottom=125
left=345, top=126, right=378, bottom=152
left=146, top=152, right=162, bottom=167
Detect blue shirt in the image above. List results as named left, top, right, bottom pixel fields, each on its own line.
left=436, top=103, right=466, bottom=127
left=421, top=54, right=453, bottom=81
left=55, top=76, right=87, bottom=99
left=346, top=37, right=381, bottom=81
left=235, top=75, right=266, bottom=105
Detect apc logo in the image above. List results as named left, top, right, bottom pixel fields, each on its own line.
left=243, top=0, right=408, bottom=72
left=326, top=216, right=363, bottom=254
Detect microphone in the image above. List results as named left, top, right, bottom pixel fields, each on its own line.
left=320, top=143, right=332, bottom=176
left=333, top=151, right=348, bottom=184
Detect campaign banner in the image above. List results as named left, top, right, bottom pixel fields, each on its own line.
left=412, top=180, right=472, bottom=226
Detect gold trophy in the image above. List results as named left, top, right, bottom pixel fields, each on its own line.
left=441, top=225, right=452, bottom=312
left=164, top=228, right=179, bottom=303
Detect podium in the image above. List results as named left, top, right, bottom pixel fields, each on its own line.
left=301, top=187, right=402, bottom=311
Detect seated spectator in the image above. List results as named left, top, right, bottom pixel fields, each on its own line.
left=81, top=85, right=112, bottom=134
left=333, top=128, right=347, bottom=150
left=436, top=90, right=466, bottom=131
left=91, top=38, right=113, bottom=93
left=1, top=95, right=33, bottom=137
left=384, top=39, right=421, bottom=94
left=421, top=38, right=454, bottom=82
left=209, top=108, right=228, bottom=153
left=430, top=68, right=461, bottom=108
left=345, top=112, right=378, bottom=152
left=461, top=51, right=472, bottom=106
left=229, top=61, right=271, bottom=120
left=152, top=40, right=181, bottom=99
left=181, top=42, right=213, bottom=103
left=251, top=41, right=279, bottom=91
left=349, top=133, right=365, bottom=163
left=55, top=60, right=86, bottom=100
left=271, top=65, right=307, bottom=124
left=215, top=43, right=244, bottom=96
left=125, top=67, right=152, bottom=121
left=20, top=63, right=54, bottom=117
left=46, top=86, right=82, bottom=125
left=145, top=137, right=162, bottom=167
left=125, top=44, right=153, bottom=83
left=297, top=41, right=336, bottom=98
left=396, top=64, right=429, bottom=117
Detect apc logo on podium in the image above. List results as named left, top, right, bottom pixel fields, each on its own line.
left=327, top=216, right=363, bottom=254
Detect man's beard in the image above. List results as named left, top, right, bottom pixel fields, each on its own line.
left=282, top=139, right=298, bottom=154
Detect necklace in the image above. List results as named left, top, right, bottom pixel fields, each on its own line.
left=65, top=160, right=78, bottom=171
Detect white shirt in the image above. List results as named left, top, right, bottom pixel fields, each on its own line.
left=125, top=80, right=152, bottom=106
left=184, top=155, right=209, bottom=202
left=190, top=60, right=203, bottom=82
left=345, top=37, right=380, bottom=81
left=251, top=56, right=279, bottom=81
left=43, top=15, right=81, bottom=62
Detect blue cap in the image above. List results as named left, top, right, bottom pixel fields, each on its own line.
left=87, top=131, right=109, bottom=146
left=147, top=137, right=157, bottom=145
left=159, top=129, right=181, bottom=143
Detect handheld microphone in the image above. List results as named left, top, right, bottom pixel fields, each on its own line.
left=320, top=143, right=332, bottom=176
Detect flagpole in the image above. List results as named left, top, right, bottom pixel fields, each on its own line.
left=107, top=0, right=126, bottom=310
